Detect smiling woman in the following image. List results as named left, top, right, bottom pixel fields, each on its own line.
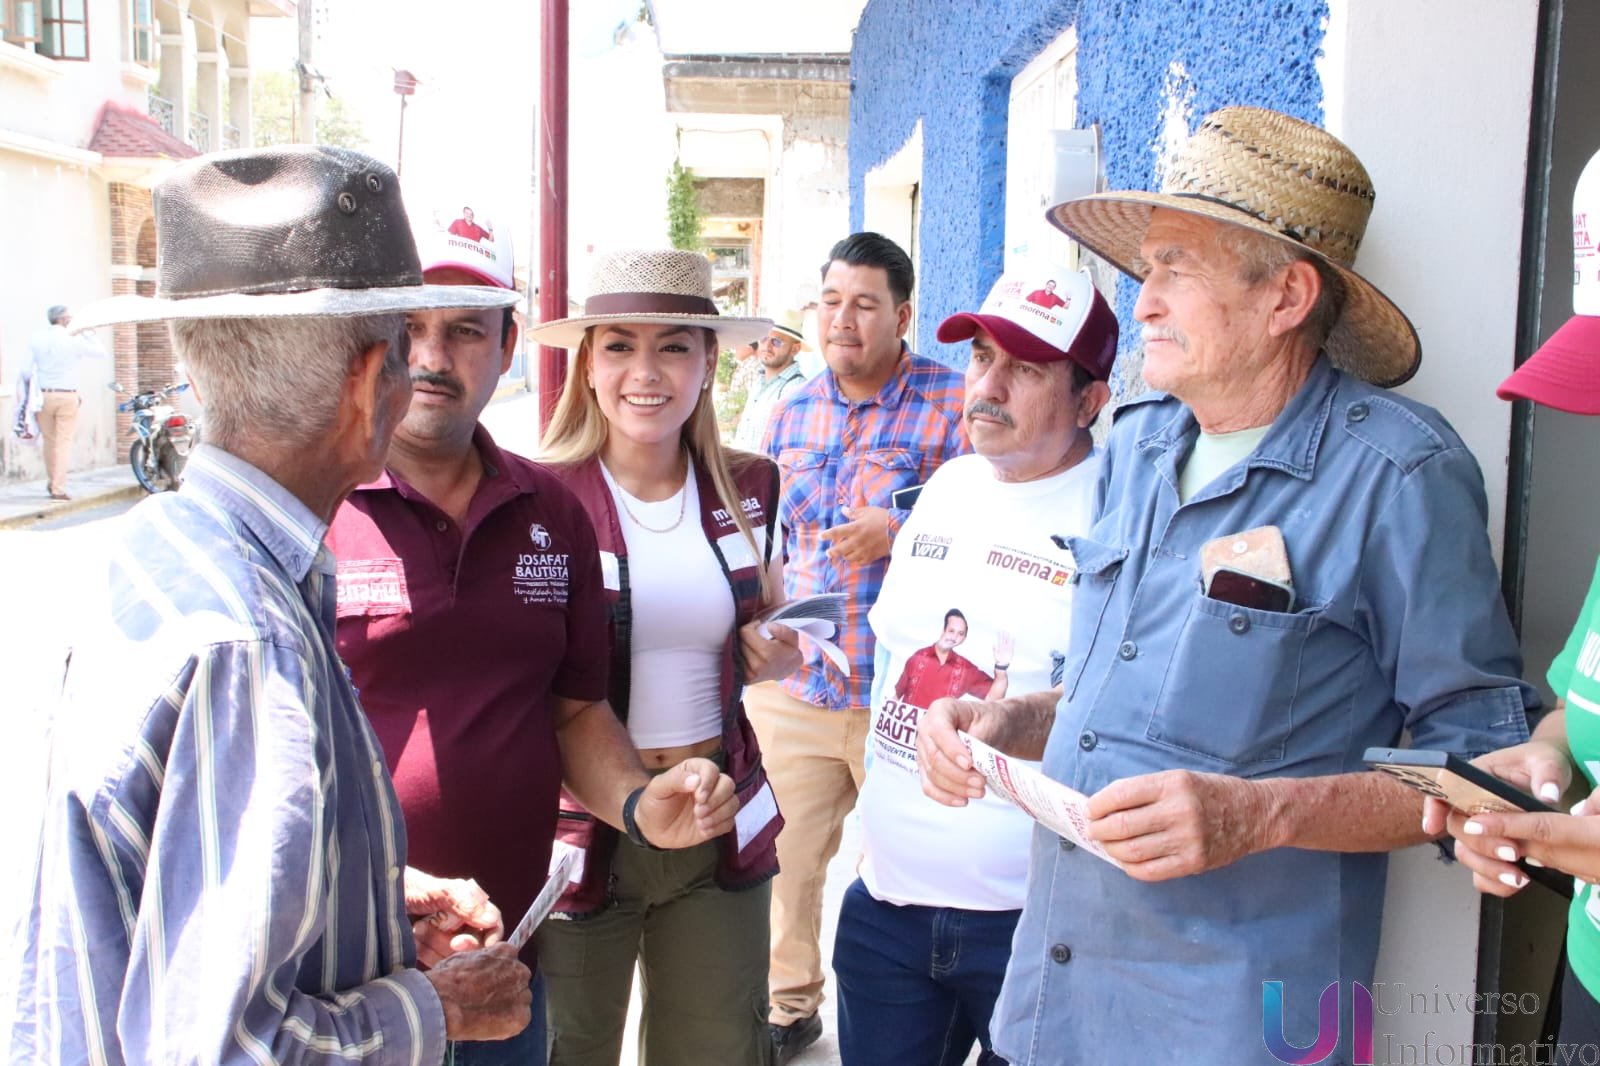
left=529, top=249, right=805, bottom=1066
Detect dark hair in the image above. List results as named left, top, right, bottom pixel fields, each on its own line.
left=501, top=307, right=515, bottom=345
left=943, top=608, right=967, bottom=629
left=823, top=232, right=915, bottom=305
left=1068, top=361, right=1094, bottom=392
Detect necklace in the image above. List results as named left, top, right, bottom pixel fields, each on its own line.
left=614, top=464, right=690, bottom=533
left=618, top=484, right=687, bottom=533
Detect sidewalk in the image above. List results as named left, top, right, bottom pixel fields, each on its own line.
left=0, top=463, right=142, bottom=530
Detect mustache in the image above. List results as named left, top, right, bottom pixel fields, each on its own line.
left=410, top=371, right=461, bottom=396
left=1141, top=326, right=1189, bottom=350
left=966, top=399, right=1015, bottom=427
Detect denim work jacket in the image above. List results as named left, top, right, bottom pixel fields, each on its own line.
left=991, top=357, right=1537, bottom=1066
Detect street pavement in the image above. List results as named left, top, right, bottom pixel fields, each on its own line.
left=0, top=389, right=878, bottom=1066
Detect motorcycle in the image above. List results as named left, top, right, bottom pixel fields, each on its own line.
left=111, top=382, right=200, bottom=493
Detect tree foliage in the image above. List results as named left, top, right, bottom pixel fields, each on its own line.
left=666, top=159, right=703, bottom=251
left=250, top=69, right=370, bottom=149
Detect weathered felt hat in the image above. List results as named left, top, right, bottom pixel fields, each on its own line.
left=75, top=145, right=517, bottom=328
left=1048, top=106, right=1420, bottom=387
left=527, top=249, right=771, bottom=350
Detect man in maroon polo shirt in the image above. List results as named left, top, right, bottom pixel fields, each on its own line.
left=326, top=209, right=738, bottom=1066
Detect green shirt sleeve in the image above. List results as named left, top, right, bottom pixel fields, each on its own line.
left=1549, top=556, right=1600, bottom=695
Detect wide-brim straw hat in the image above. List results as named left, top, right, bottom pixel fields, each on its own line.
left=1048, top=106, right=1420, bottom=387
left=75, top=145, right=517, bottom=329
left=527, top=249, right=771, bottom=351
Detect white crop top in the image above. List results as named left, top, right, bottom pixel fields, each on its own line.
left=601, top=461, right=735, bottom=749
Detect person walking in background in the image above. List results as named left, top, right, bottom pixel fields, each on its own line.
left=732, top=309, right=810, bottom=452
left=838, top=263, right=1115, bottom=1066
left=754, top=231, right=968, bottom=1063
left=25, top=303, right=105, bottom=499
left=532, top=248, right=804, bottom=1066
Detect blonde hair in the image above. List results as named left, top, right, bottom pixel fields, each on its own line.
left=542, top=328, right=775, bottom=603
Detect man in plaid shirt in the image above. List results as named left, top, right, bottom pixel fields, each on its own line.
left=753, top=232, right=968, bottom=1063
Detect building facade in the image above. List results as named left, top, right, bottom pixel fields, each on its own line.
left=0, top=0, right=287, bottom=484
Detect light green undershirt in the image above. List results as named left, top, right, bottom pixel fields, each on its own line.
left=1178, top=424, right=1271, bottom=504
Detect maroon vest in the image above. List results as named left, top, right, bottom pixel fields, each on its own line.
left=550, top=451, right=783, bottom=916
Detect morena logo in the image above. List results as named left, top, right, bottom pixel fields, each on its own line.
left=1262, top=981, right=1374, bottom=1065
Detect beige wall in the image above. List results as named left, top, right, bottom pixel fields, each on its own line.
left=1321, top=0, right=1543, bottom=1056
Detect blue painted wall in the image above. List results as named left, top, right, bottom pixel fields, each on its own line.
left=849, top=0, right=1327, bottom=394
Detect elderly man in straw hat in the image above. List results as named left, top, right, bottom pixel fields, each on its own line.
left=918, top=107, right=1537, bottom=1064
left=9, top=146, right=554, bottom=1064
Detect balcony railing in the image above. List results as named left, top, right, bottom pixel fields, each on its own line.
left=223, top=123, right=241, bottom=150
left=188, top=111, right=209, bottom=153
left=147, top=90, right=175, bottom=137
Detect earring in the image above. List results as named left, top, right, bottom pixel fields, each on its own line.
left=702, top=380, right=711, bottom=391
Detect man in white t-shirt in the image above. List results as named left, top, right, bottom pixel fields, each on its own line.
left=835, top=264, right=1116, bottom=1066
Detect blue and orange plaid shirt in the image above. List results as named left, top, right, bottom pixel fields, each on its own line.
left=764, top=347, right=968, bottom=709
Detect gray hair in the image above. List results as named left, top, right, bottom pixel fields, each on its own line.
left=1213, top=227, right=1348, bottom=351
left=169, top=314, right=406, bottom=452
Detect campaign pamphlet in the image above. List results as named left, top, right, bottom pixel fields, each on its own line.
left=757, top=592, right=850, bottom=676
left=958, top=731, right=1121, bottom=868
left=506, top=841, right=582, bottom=950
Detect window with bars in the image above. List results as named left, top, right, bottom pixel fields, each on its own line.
left=38, top=0, right=86, bottom=60
left=129, top=0, right=153, bottom=65
left=2, top=0, right=42, bottom=47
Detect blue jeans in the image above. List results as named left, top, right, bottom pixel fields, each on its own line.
left=447, top=971, right=547, bottom=1066
left=832, top=878, right=1017, bottom=1066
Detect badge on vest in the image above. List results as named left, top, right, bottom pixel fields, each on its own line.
left=598, top=550, right=621, bottom=592
left=716, top=528, right=765, bottom=572
left=335, top=558, right=411, bottom=617
left=734, top=780, right=779, bottom=854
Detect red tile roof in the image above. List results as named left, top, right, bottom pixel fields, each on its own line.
left=88, top=102, right=199, bottom=160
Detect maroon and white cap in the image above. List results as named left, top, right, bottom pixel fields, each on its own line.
left=1499, top=147, right=1600, bottom=414
left=414, top=201, right=516, bottom=290
left=936, top=265, right=1117, bottom=380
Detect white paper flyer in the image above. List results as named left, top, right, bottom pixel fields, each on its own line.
left=958, top=731, right=1121, bottom=867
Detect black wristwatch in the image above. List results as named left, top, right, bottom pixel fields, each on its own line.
left=622, top=785, right=663, bottom=850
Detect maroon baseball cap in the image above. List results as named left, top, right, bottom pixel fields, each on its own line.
left=937, top=265, right=1117, bottom=379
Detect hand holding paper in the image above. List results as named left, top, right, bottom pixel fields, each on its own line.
left=958, top=732, right=1121, bottom=867
left=756, top=592, right=850, bottom=675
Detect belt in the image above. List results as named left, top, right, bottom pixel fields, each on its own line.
left=40, top=388, right=76, bottom=393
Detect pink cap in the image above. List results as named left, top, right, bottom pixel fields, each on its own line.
left=936, top=265, right=1117, bottom=379
left=1497, top=147, right=1600, bottom=414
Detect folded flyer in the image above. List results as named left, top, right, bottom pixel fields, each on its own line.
left=757, top=592, right=850, bottom=676
left=506, top=841, right=582, bottom=949
left=958, top=731, right=1121, bottom=867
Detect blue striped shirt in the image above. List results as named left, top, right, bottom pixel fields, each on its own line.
left=10, top=444, right=446, bottom=1065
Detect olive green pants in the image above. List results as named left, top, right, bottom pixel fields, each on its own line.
left=538, top=834, right=773, bottom=1066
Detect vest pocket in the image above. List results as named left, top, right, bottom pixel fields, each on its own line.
left=1144, top=592, right=1324, bottom=768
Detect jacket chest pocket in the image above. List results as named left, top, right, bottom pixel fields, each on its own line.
left=1063, top=536, right=1128, bottom=701
left=777, top=448, right=829, bottom=528
left=1145, top=593, right=1324, bottom=768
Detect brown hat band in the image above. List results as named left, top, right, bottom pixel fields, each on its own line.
left=584, top=291, right=719, bottom=316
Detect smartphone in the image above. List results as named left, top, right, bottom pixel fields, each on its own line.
left=1199, top=526, right=1293, bottom=612
left=890, top=484, right=923, bottom=509
left=1364, top=746, right=1572, bottom=899
left=1205, top=567, right=1294, bottom=612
